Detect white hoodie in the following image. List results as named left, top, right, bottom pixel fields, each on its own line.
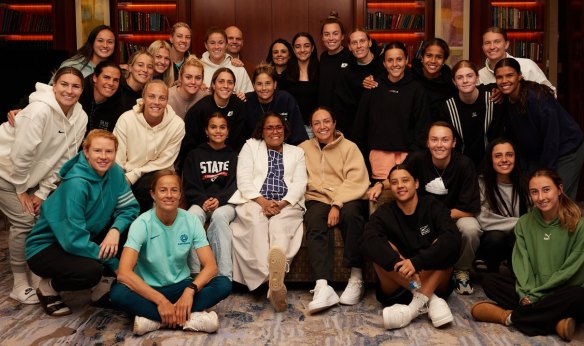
left=0, top=83, right=87, bottom=199
left=113, top=99, right=185, bottom=184
left=200, top=51, right=254, bottom=94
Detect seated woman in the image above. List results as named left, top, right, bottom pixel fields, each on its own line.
left=0, top=67, right=87, bottom=305
left=299, top=108, right=369, bottom=313
left=113, top=80, right=185, bottom=213
left=245, top=64, right=307, bottom=145
left=111, top=170, right=231, bottom=335
left=361, top=164, right=461, bottom=330
left=25, top=130, right=139, bottom=316
left=476, top=138, right=529, bottom=272
left=472, top=169, right=584, bottom=341
left=183, top=112, right=238, bottom=280
left=229, top=112, right=307, bottom=312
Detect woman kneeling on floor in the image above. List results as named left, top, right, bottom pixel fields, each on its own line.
left=111, top=170, right=231, bottom=335
left=471, top=169, right=584, bottom=341
left=229, top=112, right=307, bottom=312
left=26, top=129, right=139, bottom=316
left=361, top=164, right=461, bottom=329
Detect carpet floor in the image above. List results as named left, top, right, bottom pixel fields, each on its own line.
left=0, top=229, right=582, bottom=345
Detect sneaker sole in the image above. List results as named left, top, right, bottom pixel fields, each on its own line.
left=268, top=247, right=286, bottom=292
left=269, top=285, right=288, bottom=312
left=339, top=294, right=363, bottom=306
left=430, top=312, right=454, bottom=328
left=308, top=295, right=340, bottom=314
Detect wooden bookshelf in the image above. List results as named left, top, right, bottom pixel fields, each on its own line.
left=0, top=2, right=54, bottom=49
left=354, top=0, right=434, bottom=59
left=112, top=0, right=189, bottom=62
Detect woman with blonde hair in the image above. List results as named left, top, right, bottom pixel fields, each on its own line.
left=148, top=40, right=174, bottom=87
left=169, top=22, right=193, bottom=82
left=472, top=169, right=584, bottom=341
left=118, top=50, right=155, bottom=113
left=168, top=56, right=208, bottom=119
left=114, top=79, right=185, bottom=213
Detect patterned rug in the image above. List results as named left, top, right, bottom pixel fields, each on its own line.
left=0, top=228, right=582, bottom=345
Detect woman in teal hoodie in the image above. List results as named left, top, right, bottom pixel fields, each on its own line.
left=471, top=169, right=584, bottom=341
left=26, top=129, right=140, bottom=317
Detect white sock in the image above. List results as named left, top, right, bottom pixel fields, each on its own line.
left=29, top=272, right=42, bottom=289
left=350, top=268, right=363, bottom=281
left=12, top=272, right=30, bottom=289
left=409, top=291, right=429, bottom=312
left=316, top=279, right=328, bottom=288
left=38, top=278, right=58, bottom=296
left=505, top=314, right=512, bottom=326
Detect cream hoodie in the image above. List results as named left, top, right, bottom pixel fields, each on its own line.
left=113, top=99, right=185, bottom=184
left=200, top=51, right=254, bottom=93
left=0, top=83, right=87, bottom=199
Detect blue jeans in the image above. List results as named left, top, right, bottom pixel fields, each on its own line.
left=188, top=204, right=235, bottom=279
left=110, top=276, right=232, bottom=322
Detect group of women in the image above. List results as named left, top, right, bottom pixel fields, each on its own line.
left=1, top=16, right=582, bottom=340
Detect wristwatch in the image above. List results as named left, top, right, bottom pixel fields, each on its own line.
left=187, top=282, right=199, bottom=294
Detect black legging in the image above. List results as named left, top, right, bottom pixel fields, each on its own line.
left=482, top=272, right=584, bottom=336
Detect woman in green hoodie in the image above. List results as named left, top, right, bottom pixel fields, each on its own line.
left=26, top=129, right=140, bottom=317
left=471, top=169, right=584, bottom=341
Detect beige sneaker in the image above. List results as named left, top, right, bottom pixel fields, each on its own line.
left=267, top=247, right=288, bottom=312
left=133, top=316, right=161, bottom=335
left=183, top=311, right=219, bottom=333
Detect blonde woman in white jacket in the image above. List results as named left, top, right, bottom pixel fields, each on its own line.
left=113, top=80, right=185, bottom=213
left=0, top=67, right=87, bottom=304
left=229, top=112, right=307, bottom=312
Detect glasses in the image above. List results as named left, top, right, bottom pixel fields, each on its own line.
left=264, top=125, right=284, bottom=132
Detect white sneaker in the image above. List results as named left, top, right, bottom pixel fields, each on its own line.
left=184, top=311, right=219, bottom=333
left=339, top=278, right=365, bottom=305
left=133, top=316, right=161, bottom=335
left=91, top=276, right=115, bottom=303
left=428, top=295, right=453, bottom=328
left=308, top=284, right=340, bottom=314
left=383, top=304, right=417, bottom=329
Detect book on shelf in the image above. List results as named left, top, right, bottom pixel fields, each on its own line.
left=366, top=12, right=424, bottom=31
left=491, top=6, right=539, bottom=30
left=118, top=10, right=171, bottom=32
left=119, top=41, right=148, bottom=62
left=0, top=7, right=52, bottom=33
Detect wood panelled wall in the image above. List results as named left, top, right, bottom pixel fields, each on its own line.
left=189, top=0, right=354, bottom=70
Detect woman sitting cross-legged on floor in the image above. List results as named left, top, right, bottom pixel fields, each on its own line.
left=361, top=164, right=461, bottom=330
left=229, top=112, right=307, bottom=312
left=26, top=130, right=139, bottom=316
left=471, top=168, right=584, bottom=342
left=110, top=170, right=231, bottom=336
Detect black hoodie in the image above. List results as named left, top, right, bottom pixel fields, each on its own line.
left=332, top=43, right=385, bottom=136
left=353, top=69, right=429, bottom=152
left=78, top=75, right=127, bottom=133
left=410, top=58, right=457, bottom=121
left=183, top=142, right=238, bottom=207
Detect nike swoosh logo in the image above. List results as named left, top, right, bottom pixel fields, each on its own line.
left=58, top=130, right=65, bottom=133
left=150, top=235, right=160, bottom=240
